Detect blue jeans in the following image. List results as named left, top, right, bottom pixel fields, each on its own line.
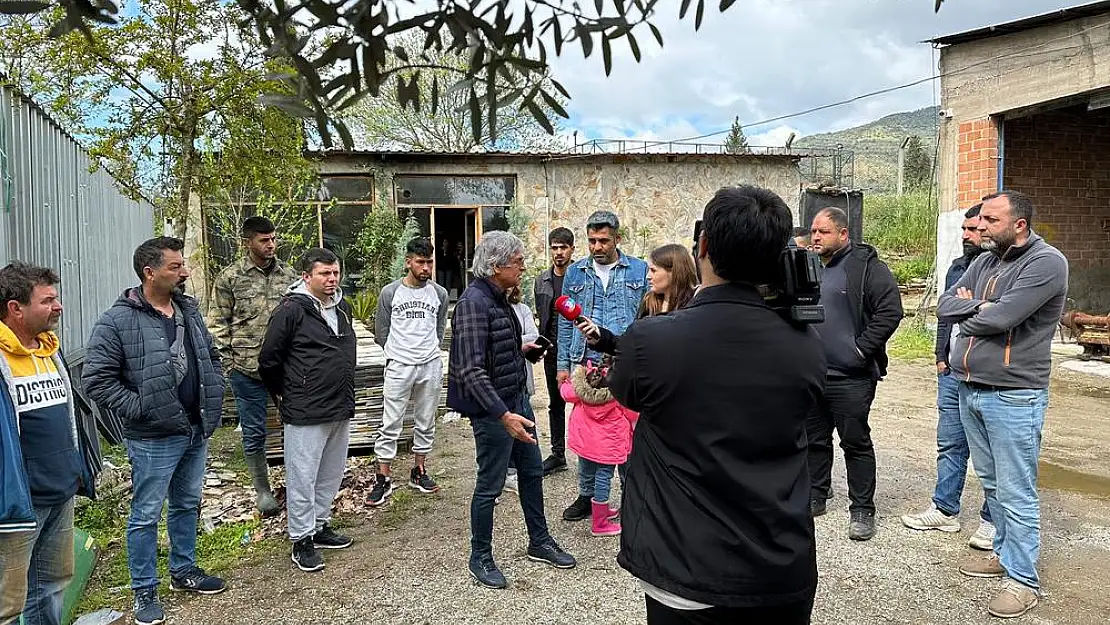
left=577, top=459, right=617, bottom=503
left=469, top=397, right=552, bottom=559
left=229, top=371, right=270, bottom=456
left=958, top=382, right=1048, bottom=590
left=507, top=394, right=535, bottom=472
left=934, top=373, right=991, bottom=522
left=0, top=500, right=74, bottom=625
left=126, top=424, right=208, bottom=590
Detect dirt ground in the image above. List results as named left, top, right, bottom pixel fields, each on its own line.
left=156, top=356, right=1110, bottom=625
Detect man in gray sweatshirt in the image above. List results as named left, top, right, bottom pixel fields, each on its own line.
left=936, top=190, right=1068, bottom=620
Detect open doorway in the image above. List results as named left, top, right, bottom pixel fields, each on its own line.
left=433, top=208, right=476, bottom=300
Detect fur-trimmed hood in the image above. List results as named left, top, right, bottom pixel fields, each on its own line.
left=572, top=364, right=612, bottom=406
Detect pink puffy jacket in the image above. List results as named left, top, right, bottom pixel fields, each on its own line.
left=562, top=366, right=639, bottom=466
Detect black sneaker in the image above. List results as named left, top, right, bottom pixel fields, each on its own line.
left=527, top=540, right=577, bottom=569
left=542, top=454, right=568, bottom=476
left=468, top=553, right=508, bottom=589
left=368, top=474, right=394, bottom=506
left=169, top=566, right=227, bottom=595
left=849, top=510, right=877, bottom=541
left=810, top=498, right=827, bottom=518
left=291, top=536, right=324, bottom=572
left=314, top=523, right=352, bottom=549
left=410, top=466, right=440, bottom=494
left=133, top=587, right=165, bottom=625
left=562, top=495, right=591, bottom=521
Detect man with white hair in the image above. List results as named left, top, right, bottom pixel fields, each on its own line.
left=447, top=230, right=577, bottom=590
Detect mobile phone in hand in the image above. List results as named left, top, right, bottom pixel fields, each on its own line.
left=525, top=336, right=552, bottom=363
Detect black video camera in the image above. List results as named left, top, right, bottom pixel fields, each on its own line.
left=692, top=219, right=825, bottom=325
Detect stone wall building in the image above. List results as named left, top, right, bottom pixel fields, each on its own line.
left=930, top=2, right=1110, bottom=309
left=310, top=149, right=804, bottom=294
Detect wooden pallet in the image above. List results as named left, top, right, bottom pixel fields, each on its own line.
left=218, top=322, right=449, bottom=466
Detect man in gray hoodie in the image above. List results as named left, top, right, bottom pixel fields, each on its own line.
left=936, top=190, right=1068, bottom=619
left=259, top=248, right=357, bottom=573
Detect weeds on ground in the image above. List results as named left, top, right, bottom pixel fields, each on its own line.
left=888, top=322, right=935, bottom=361
left=864, top=192, right=936, bottom=285
left=74, top=427, right=282, bottom=615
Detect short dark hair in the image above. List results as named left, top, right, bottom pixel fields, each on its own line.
left=0, top=262, right=60, bottom=320
left=586, top=210, right=620, bottom=233
left=964, top=203, right=982, bottom=219
left=701, top=186, right=792, bottom=285
left=300, top=247, right=339, bottom=274
left=133, top=236, right=185, bottom=282
left=241, top=216, right=276, bottom=239
left=982, top=190, right=1035, bottom=227
left=406, top=237, right=434, bottom=258
left=816, top=207, right=849, bottom=231
left=549, top=227, right=574, bottom=246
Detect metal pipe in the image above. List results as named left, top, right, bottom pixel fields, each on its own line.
left=1061, top=311, right=1110, bottom=329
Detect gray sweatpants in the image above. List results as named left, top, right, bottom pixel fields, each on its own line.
left=376, top=358, right=442, bottom=463
left=285, top=420, right=350, bottom=541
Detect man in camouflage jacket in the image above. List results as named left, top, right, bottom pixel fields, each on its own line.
left=206, top=217, right=298, bottom=516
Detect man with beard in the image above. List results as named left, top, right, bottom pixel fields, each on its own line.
left=0, top=262, right=98, bottom=625
left=368, top=238, right=449, bottom=506
left=556, top=211, right=647, bottom=521
left=901, top=203, right=995, bottom=549
left=532, top=227, right=575, bottom=475
left=807, top=207, right=903, bottom=541
left=937, top=191, right=1067, bottom=619
left=207, top=216, right=298, bottom=518
left=84, top=237, right=227, bottom=625
left=259, top=248, right=358, bottom=572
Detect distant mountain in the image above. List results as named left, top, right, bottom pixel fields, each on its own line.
left=795, top=106, right=939, bottom=193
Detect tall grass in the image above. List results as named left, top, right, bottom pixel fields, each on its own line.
left=863, top=191, right=936, bottom=284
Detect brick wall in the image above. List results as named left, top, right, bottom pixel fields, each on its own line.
left=1003, top=106, right=1110, bottom=269
left=957, top=117, right=1000, bottom=207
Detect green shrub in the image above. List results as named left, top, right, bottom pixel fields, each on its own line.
left=864, top=192, right=935, bottom=258
left=889, top=256, right=932, bottom=284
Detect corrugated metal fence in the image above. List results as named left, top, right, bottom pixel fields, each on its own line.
left=0, top=83, right=154, bottom=361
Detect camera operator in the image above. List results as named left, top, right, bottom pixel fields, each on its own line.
left=608, top=186, right=824, bottom=625
left=807, top=207, right=902, bottom=541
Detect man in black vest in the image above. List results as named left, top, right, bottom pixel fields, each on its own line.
left=807, top=207, right=903, bottom=541
left=610, top=186, right=824, bottom=624
left=447, top=231, right=576, bottom=590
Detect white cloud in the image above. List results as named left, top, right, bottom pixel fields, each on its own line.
left=548, top=0, right=1070, bottom=142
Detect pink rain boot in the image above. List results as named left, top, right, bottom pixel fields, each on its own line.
left=607, top=502, right=620, bottom=521
left=591, top=500, right=622, bottom=537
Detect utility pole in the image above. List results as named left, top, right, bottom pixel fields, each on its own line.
left=897, top=136, right=911, bottom=197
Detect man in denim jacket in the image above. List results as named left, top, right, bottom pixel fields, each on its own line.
left=556, top=210, right=647, bottom=521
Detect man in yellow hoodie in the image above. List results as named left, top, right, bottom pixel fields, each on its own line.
left=0, top=261, right=83, bottom=625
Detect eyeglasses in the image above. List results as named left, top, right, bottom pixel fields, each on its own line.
left=502, top=257, right=526, bottom=269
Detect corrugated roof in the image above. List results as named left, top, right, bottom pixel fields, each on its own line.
left=310, top=145, right=832, bottom=160
left=928, top=1, right=1110, bottom=46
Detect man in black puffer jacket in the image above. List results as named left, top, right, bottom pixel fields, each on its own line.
left=83, top=237, right=226, bottom=625
left=447, top=231, right=576, bottom=590
left=258, top=248, right=357, bottom=573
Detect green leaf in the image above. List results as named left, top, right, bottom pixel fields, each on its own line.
left=258, top=94, right=314, bottom=118
left=695, top=0, right=705, bottom=30
left=468, top=89, right=482, bottom=145
left=550, top=78, right=570, bottom=99
left=430, top=74, right=439, bottom=115
left=594, top=0, right=603, bottom=15
left=524, top=99, right=554, bottom=135
left=720, top=0, right=737, bottom=10
left=679, top=0, right=693, bottom=19
left=649, top=22, right=664, bottom=47
left=601, top=34, right=612, bottom=76
left=576, top=25, right=593, bottom=58
left=540, top=89, right=568, bottom=119
left=627, top=32, right=641, bottom=62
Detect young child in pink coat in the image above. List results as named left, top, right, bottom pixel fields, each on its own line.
left=561, top=354, right=638, bottom=537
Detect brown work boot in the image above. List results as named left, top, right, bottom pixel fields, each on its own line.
left=988, top=579, right=1039, bottom=618
left=959, top=553, right=1005, bottom=578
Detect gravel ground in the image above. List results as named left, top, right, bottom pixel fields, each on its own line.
left=159, top=358, right=1110, bottom=625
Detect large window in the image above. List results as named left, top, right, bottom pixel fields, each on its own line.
left=318, top=175, right=375, bottom=288
left=394, top=175, right=515, bottom=207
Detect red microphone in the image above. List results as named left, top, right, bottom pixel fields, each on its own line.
left=555, top=295, right=600, bottom=337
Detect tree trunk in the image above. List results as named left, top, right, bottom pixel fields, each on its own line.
left=172, top=99, right=199, bottom=241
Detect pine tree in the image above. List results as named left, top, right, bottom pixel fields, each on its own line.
left=904, top=136, right=933, bottom=191
left=724, top=116, right=751, bottom=154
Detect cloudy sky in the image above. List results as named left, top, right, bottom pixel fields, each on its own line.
left=546, top=0, right=1078, bottom=147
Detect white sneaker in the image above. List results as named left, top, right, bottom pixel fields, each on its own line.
left=901, top=505, right=961, bottom=532
left=969, top=519, right=996, bottom=550
left=503, top=473, right=518, bottom=494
